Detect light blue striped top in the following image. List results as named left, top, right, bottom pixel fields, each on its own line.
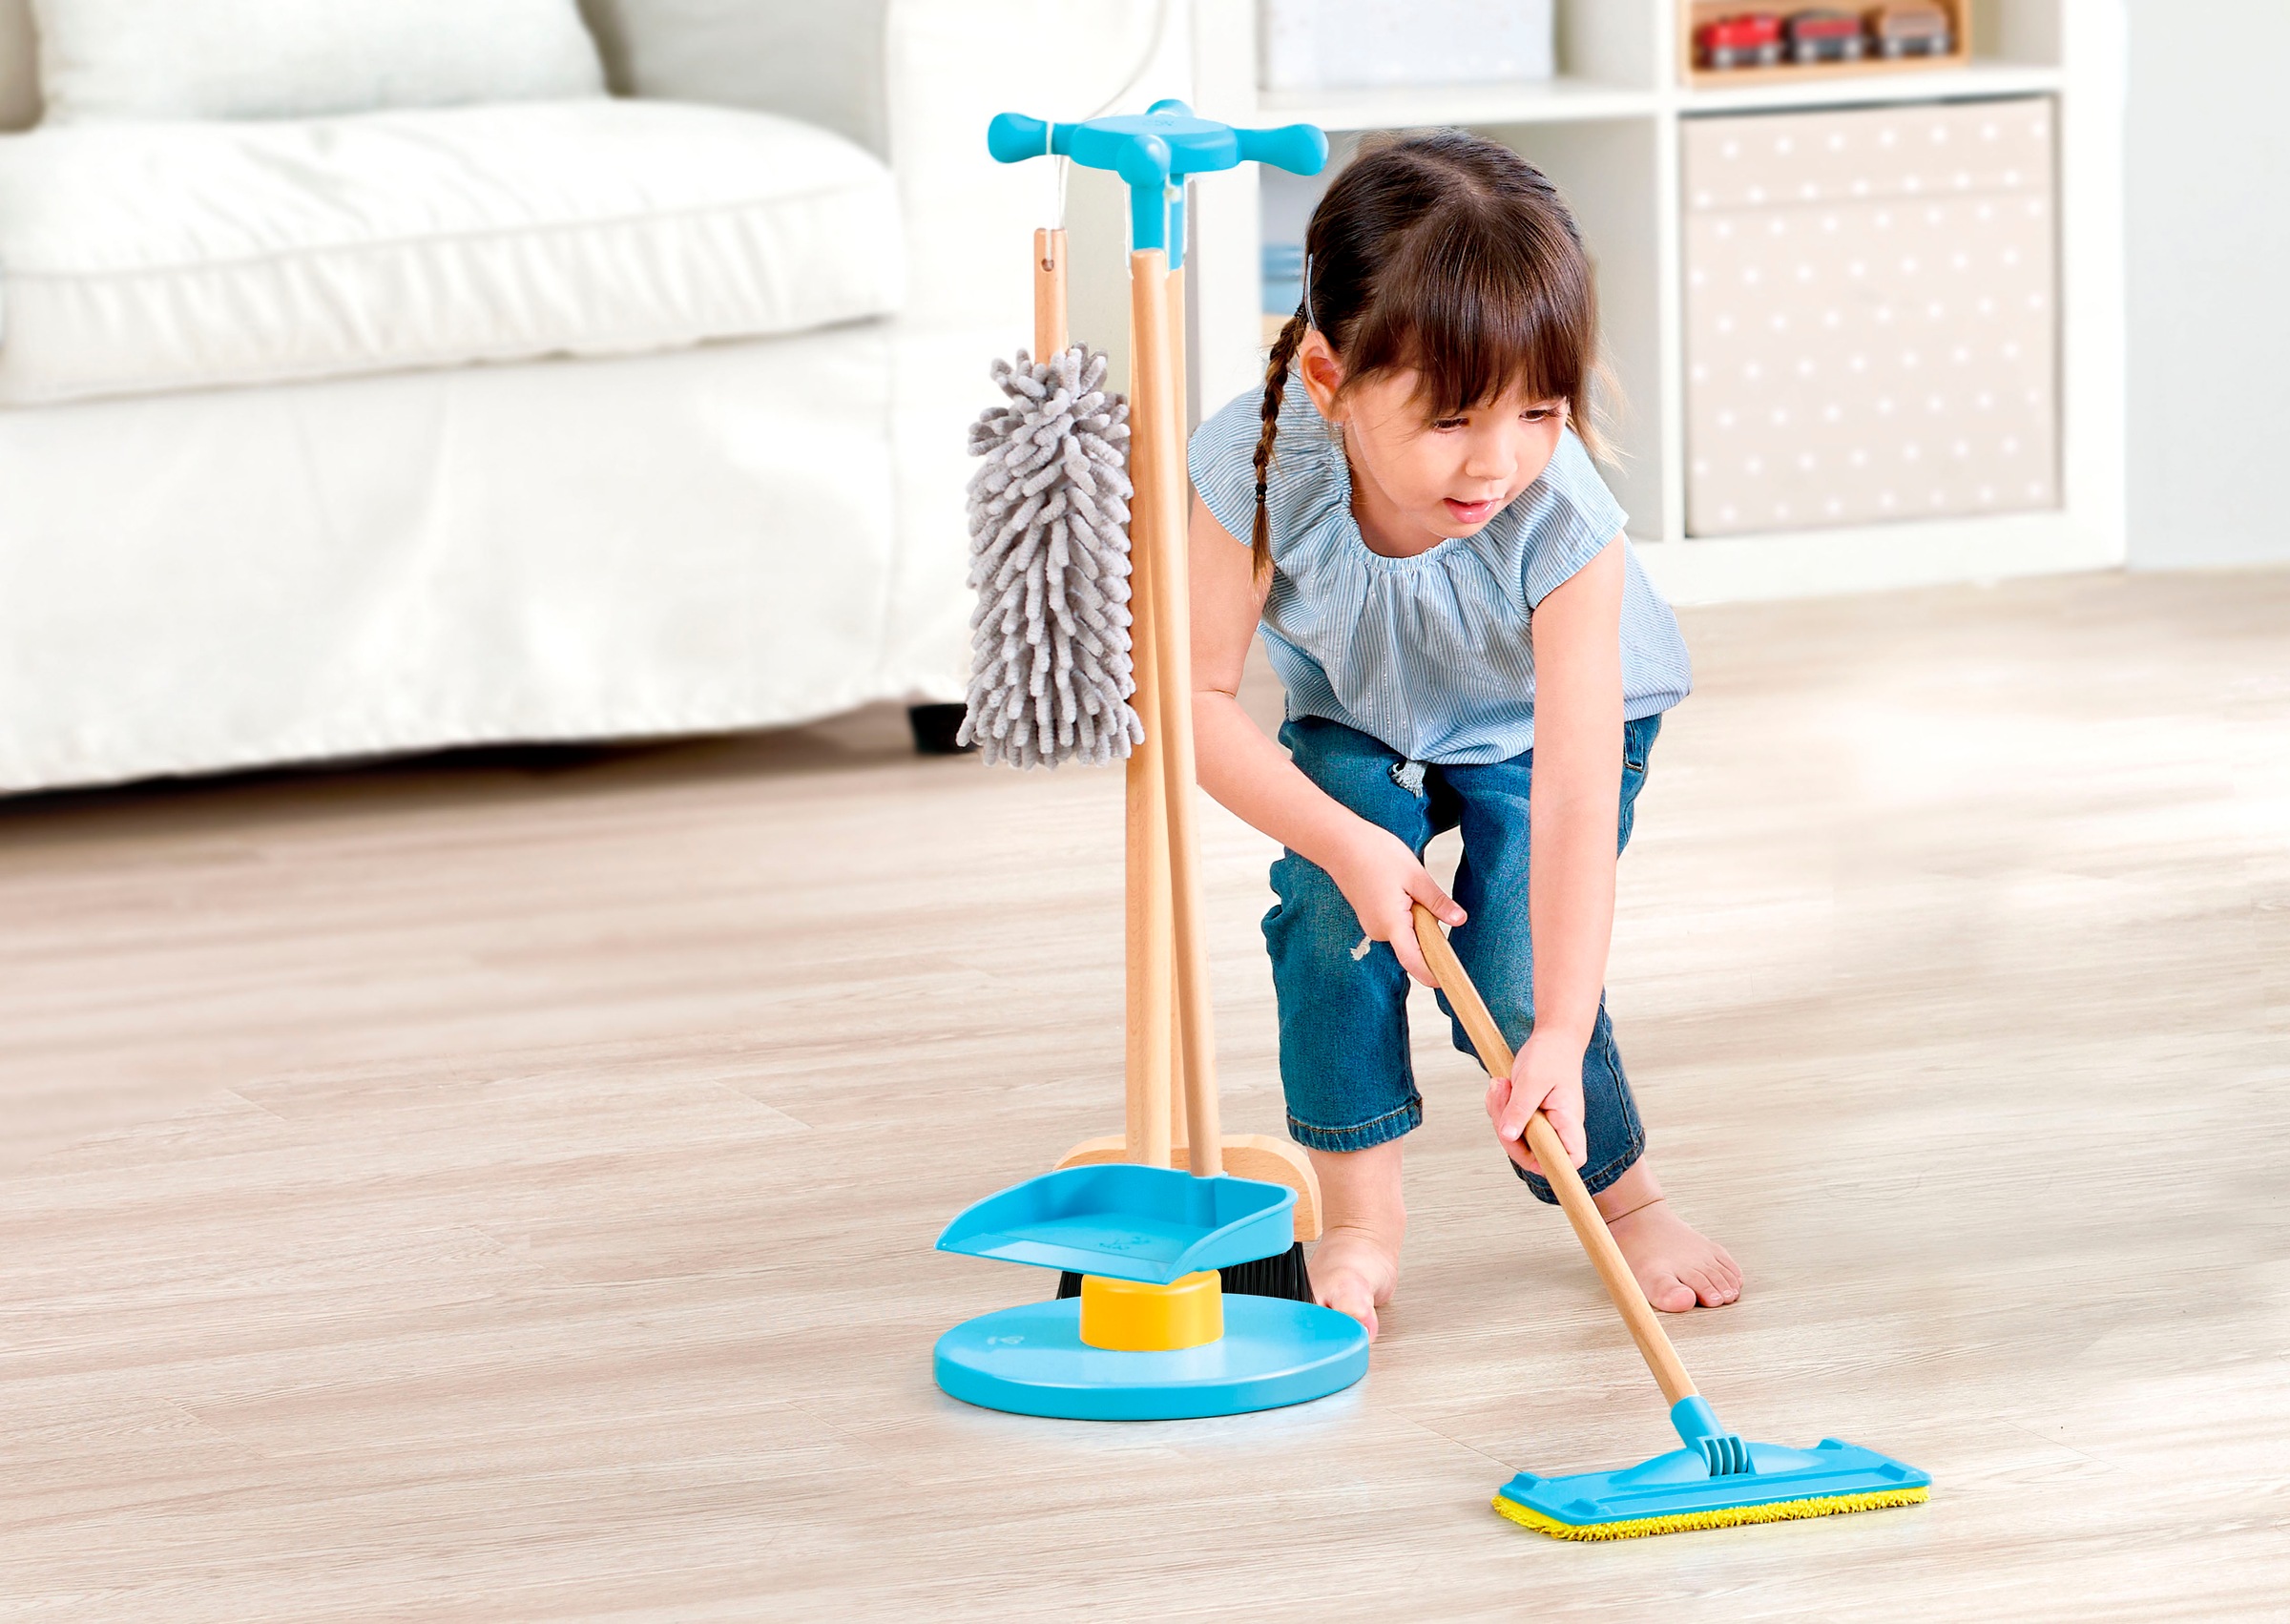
left=1188, top=383, right=1694, bottom=764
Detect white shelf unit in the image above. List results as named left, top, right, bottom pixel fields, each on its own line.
left=1186, top=0, right=2124, bottom=605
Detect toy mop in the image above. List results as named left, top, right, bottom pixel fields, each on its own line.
left=931, top=103, right=1367, bottom=1421
left=1410, top=904, right=1931, bottom=1538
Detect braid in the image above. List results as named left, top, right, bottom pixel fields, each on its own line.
left=1251, top=310, right=1309, bottom=585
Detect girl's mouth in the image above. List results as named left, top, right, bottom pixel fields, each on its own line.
left=1443, top=497, right=1498, bottom=527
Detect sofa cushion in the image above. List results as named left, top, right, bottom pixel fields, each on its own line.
left=0, top=96, right=904, bottom=405
left=31, top=0, right=605, bottom=123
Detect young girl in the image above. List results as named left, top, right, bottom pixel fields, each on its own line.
left=1187, top=132, right=1741, bottom=1340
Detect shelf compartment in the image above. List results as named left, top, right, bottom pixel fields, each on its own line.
left=1679, top=2, right=1971, bottom=90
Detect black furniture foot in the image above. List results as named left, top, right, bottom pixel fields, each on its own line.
left=908, top=703, right=973, bottom=756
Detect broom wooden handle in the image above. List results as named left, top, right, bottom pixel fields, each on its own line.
left=1410, top=904, right=1697, bottom=1405
left=1132, top=248, right=1222, bottom=1176
left=1163, top=261, right=1190, bottom=1157
left=1115, top=238, right=1173, bottom=1171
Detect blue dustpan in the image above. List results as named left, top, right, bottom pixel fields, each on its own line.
left=934, top=1163, right=1296, bottom=1284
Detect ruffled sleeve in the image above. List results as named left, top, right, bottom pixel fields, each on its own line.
left=1516, top=429, right=1629, bottom=609
left=1188, top=382, right=1354, bottom=569
left=1187, top=390, right=1264, bottom=548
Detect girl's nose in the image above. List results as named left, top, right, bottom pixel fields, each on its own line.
left=1462, top=432, right=1513, bottom=484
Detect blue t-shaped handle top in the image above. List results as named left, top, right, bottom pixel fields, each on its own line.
left=989, top=99, right=1327, bottom=270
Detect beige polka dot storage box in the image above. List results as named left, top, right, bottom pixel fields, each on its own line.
left=1682, top=98, right=2057, bottom=536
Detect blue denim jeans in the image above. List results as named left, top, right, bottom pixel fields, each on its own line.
left=1263, top=713, right=1662, bottom=1204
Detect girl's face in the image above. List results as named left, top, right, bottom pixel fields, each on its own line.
left=1295, top=332, right=1568, bottom=558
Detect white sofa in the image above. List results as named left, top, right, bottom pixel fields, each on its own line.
left=0, top=0, right=1159, bottom=793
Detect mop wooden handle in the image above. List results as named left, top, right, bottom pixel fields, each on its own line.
left=1410, top=904, right=1698, bottom=1405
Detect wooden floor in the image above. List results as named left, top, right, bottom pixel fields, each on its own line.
left=3, top=570, right=2286, bottom=1620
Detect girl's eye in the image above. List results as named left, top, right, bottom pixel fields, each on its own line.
left=1520, top=408, right=1556, bottom=424
left=1431, top=417, right=1468, bottom=431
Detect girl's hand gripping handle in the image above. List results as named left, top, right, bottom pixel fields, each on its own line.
left=1325, top=830, right=1463, bottom=987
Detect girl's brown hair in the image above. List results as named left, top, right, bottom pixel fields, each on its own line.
left=1252, top=131, right=1601, bottom=579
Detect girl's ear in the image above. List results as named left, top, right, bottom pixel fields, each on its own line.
left=1295, top=330, right=1345, bottom=419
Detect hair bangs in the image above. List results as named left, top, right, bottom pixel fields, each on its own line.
left=1351, top=201, right=1594, bottom=423
left=1355, top=202, right=1593, bottom=421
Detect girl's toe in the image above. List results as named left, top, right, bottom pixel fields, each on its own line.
left=1312, top=1272, right=1382, bottom=1342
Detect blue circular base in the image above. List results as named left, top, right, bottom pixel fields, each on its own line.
left=934, top=1294, right=1369, bottom=1421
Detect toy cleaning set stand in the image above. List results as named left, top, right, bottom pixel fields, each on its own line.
left=1408, top=905, right=1930, bottom=1539
left=933, top=104, right=1370, bottom=1422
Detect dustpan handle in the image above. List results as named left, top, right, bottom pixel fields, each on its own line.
left=1411, top=904, right=1698, bottom=1405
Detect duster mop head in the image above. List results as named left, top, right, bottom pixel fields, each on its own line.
left=960, top=345, right=1144, bottom=769
left=1492, top=1397, right=1930, bottom=1541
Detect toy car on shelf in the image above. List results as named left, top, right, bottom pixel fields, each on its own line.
left=1697, top=12, right=1784, bottom=70
left=1869, top=2, right=1954, bottom=57
left=1785, top=8, right=1866, bottom=63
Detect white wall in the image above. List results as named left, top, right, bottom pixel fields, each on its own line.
left=2125, top=0, right=2290, bottom=567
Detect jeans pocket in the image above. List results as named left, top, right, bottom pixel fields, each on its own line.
left=1622, top=713, right=1661, bottom=776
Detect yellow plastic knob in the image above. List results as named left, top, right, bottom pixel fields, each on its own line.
left=1077, top=1270, right=1224, bottom=1351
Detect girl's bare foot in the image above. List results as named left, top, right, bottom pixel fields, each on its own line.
left=1307, top=1224, right=1401, bottom=1341
left=1608, top=1198, right=1741, bottom=1311
left=1594, top=1159, right=1741, bottom=1313
left=1305, top=1140, right=1406, bottom=1342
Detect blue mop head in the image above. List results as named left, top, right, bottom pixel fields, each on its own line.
left=1493, top=1397, right=1930, bottom=1540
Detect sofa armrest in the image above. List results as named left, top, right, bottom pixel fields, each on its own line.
left=884, top=0, right=1176, bottom=336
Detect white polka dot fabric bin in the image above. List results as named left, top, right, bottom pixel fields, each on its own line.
left=1682, top=98, right=2057, bottom=537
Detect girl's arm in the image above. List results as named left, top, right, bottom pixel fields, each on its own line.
left=1488, top=534, right=1627, bottom=1176
left=1187, top=495, right=1466, bottom=984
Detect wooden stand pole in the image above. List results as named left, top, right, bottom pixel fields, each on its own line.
left=1031, top=228, right=1068, bottom=358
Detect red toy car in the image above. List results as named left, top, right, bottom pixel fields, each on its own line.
left=1785, top=8, right=1866, bottom=63
left=1698, top=12, right=1784, bottom=70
